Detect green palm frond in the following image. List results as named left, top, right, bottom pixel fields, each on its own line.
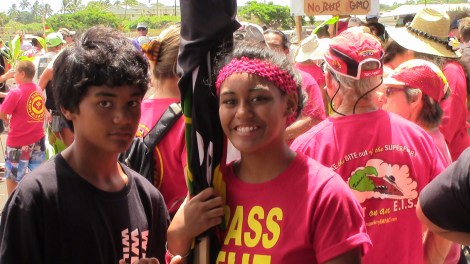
left=1, top=35, right=30, bottom=67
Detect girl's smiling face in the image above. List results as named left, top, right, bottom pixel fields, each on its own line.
left=219, top=72, right=296, bottom=154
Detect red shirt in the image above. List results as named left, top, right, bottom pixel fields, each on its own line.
left=217, top=153, right=371, bottom=263
left=137, top=98, right=187, bottom=215
left=439, top=61, right=470, bottom=161
left=1, top=82, right=45, bottom=147
left=292, top=110, right=446, bottom=264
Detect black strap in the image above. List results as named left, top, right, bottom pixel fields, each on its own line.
left=143, top=102, right=182, bottom=149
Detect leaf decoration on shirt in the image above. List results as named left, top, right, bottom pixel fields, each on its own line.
left=349, top=166, right=377, bottom=191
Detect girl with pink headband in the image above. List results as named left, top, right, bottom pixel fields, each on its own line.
left=167, top=44, right=371, bottom=264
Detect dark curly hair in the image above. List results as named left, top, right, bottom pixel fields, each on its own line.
left=52, top=26, right=149, bottom=130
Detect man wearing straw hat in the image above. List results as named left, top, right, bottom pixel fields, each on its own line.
left=385, top=8, right=470, bottom=162
left=58, top=28, right=76, bottom=45
left=294, top=34, right=330, bottom=116
left=292, top=28, right=450, bottom=264
left=289, top=35, right=328, bottom=142
left=295, top=34, right=330, bottom=88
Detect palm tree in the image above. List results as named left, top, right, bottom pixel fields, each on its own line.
left=43, top=3, right=53, bottom=18
left=61, top=0, right=71, bottom=13
left=123, top=0, right=138, bottom=20
left=101, top=0, right=112, bottom=6
left=87, top=0, right=111, bottom=9
left=19, top=0, right=31, bottom=11
left=7, top=4, right=19, bottom=20
left=151, top=1, right=163, bottom=15
left=31, top=0, right=41, bottom=18
left=67, top=0, right=84, bottom=13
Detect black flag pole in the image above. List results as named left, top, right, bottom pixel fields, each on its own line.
left=177, top=0, right=240, bottom=262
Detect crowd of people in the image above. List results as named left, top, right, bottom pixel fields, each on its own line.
left=0, top=4, right=468, bottom=264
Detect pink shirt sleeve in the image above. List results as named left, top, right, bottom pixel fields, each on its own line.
left=312, top=169, right=372, bottom=263
left=300, top=71, right=326, bottom=120
left=440, top=61, right=470, bottom=160
left=0, top=88, right=20, bottom=115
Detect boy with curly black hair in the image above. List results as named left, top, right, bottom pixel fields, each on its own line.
left=0, top=26, right=169, bottom=264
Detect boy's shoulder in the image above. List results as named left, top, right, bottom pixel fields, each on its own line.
left=12, top=83, right=41, bottom=97
left=8, top=156, right=59, bottom=204
left=14, top=157, right=164, bottom=205
left=121, top=163, right=164, bottom=199
left=20, top=155, right=59, bottom=183
left=18, top=82, right=41, bottom=90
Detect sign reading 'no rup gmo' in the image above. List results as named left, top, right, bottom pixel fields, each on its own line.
left=303, top=0, right=371, bottom=16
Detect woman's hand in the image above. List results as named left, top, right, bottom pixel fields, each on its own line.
left=0, top=69, right=14, bottom=83
left=167, top=188, right=224, bottom=259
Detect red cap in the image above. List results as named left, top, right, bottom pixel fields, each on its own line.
left=384, top=59, right=448, bottom=102
left=324, top=29, right=383, bottom=80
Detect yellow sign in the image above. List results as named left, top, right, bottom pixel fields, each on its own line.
left=304, top=0, right=371, bottom=16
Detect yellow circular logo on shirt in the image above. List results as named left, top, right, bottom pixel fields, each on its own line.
left=27, top=91, right=45, bottom=121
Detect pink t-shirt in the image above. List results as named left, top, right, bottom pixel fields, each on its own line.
left=427, top=128, right=452, bottom=166
left=298, top=70, right=326, bottom=121
left=426, top=128, right=459, bottom=263
left=296, top=63, right=326, bottom=88
left=440, top=61, right=470, bottom=161
left=216, top=153, right=371, bottom=264
left=1, top=82, right=45, bottom=147
left=291, top=110, right=446, bottom=264
left=137, top=98, right=187, bottom=215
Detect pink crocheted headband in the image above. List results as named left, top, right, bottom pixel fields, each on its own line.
left=215, top=57, right=297, bottom=96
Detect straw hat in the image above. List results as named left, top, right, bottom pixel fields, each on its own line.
left=386, top=8, right=460, bottom=58
left=58, top=28, right=76, bottom=37
left=295, top=34, right=330, bottom=63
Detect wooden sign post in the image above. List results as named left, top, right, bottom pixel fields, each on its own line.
left=295, top=16, right=303, bottom=43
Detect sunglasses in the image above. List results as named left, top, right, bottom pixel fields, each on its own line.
left=385, top=87, right=408, bottom=97
left=137, top=28, right=148, bottom=31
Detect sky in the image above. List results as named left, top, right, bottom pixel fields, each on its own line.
left=1, top=0, right=404, bottom=13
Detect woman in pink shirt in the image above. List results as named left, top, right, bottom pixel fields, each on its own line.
left=166, top=43, right=371, bottom=264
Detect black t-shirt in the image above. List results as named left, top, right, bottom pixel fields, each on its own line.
left=45, top=80, right=55, bottom=110
left=0, top=54, right=7, bottom=102
left=0, top=154, right=170, bottom=264
left=420, top=147, right=470, bottom=232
